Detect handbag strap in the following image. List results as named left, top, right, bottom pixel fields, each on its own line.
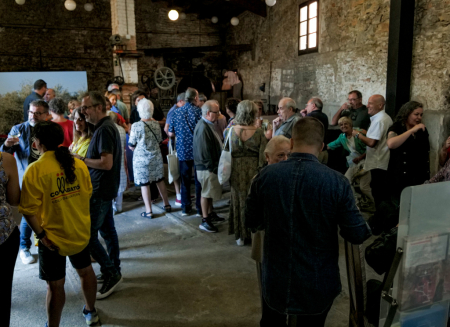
left=168, top=138, right=175, bottom=154
left=224, top=126, right=233, bottom=152
left=142, top=121, right=161, bottom=145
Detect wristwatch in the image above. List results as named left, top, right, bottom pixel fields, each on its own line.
left=81, top=157, right=86, bottom=162
left=355, top=133, right=360, bottom=139
left=36, top=230, right=46, bottom=240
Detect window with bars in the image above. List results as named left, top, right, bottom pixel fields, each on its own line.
left=299, top=0, right=319, bottom=55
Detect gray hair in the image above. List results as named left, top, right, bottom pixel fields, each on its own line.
left=137, top=99, right=154, bottom=120
left=201, top=100, right=219, bottom=117
left=185, top=87, right=198, bottom=103
left=108, top=83, right=120, bottom=92
left=48, top=97, right=67, bottom=115
left=310, top=97, right=323, bottom=110
left=234, top=100, right=258, bottom=126
left=107, top=110, right=118, bottom=124
left=264, top=135, right=290, bottom=155
left=177, top=92, right=186, bottom=102
left=283, top=97, right=297, bottom=112
left=111, top=89, right=122, bottom=99
left=198, top=93, right=207, bottom=102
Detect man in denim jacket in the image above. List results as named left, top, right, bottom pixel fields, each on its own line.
left=245, top=117, right=371, bottom=327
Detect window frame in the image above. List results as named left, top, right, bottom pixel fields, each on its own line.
left=298, top=0, right=319, bottom=55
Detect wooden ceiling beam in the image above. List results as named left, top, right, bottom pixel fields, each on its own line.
left=228, top=0, right=266, bottom=18
left=141, top=44, right=252, bottom=56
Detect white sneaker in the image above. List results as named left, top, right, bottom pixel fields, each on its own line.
left=20, top=249, right=36, bottom=264
left=236, top=238, right=244, bottom=246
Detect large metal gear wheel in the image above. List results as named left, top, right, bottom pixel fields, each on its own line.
left=154, top=67, right=176, bottom=90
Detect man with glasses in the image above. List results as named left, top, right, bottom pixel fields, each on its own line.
left=273, top=97, right=300, bottom=139
left=193, top=100, right=226, bottom=233
left=1, top=100, right=50, bottom=265
left=74, top=91, right=123, bottom=300
left=331, top=90, right=370, bottom=130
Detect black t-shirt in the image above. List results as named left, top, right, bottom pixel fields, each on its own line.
left=28, top=125, right=41, bottom=165
left=150, top=98, right=164, bottom=121
left=130, top=105, right=140, bottom=124
left=308, top=110, right=329, bottom=140
left=86, top=116, right=122, bottom=200
left=340, top=105, right=371, bottom=130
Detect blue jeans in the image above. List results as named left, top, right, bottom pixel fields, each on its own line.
left=100, top=205, right=121, bottom=274
left=179, top=160, right=201, bottom=212
left=19, top=217, right=32, bottom=250
left=89, top=197, right=119, bottom=277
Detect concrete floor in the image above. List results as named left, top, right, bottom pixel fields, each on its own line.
left=10, top=182, right=380, bottom=327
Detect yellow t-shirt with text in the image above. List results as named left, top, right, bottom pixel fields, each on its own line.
left=19, top=151, right=92, bottom=256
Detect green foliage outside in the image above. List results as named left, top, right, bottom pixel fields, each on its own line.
left=0, top=82, right=87, bottom=135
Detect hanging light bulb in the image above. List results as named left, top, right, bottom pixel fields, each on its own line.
left=265, top=0, right=276, bottom=6
left=15, top=0, right=26, bottom=5
left=180, top=13, right=186, bottom=19
left=64, top=0, right=77, bottom=11
left=84, top=1, right=93, bottom=11
left=168, top=10, right=179, bottom=21
left=230, top=17, right=239, bottom=26
left=211, top=16, right=218, bottom=24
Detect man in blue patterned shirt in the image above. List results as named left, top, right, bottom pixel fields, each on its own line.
left=168, top=88, right=202, bottom=216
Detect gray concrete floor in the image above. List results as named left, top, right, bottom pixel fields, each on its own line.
left=10, top=180, right=381, bottom=327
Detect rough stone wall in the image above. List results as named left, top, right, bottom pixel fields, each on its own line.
left=226, top=0, right=390, bottom=116
left=227, top=0, right=450, bottom=174
left=135, top=1, right=223, bottom=90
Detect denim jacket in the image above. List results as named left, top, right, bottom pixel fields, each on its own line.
left=0, top=121, right=32, bottom=188
left=245, top=152, right=371, bottom=315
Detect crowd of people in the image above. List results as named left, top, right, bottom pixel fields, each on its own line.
left=1, top=78, right=450, bottom=327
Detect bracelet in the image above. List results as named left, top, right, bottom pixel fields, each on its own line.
left=355, top=133, right=360, bottom=139
left=81, top=157, right=86, bottom=162
left=36, top=230, right=46, bottom=240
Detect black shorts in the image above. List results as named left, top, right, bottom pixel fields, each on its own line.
left=39, top=243, right=91, bottom=281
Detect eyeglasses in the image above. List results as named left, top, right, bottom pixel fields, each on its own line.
left=28, top=110, right=48, bottom=117
left=80, top=104, right=97, bottom=111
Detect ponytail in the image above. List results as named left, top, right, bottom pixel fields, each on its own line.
left=33, top=121, right=77, bottom=184
left=55, top=146, right=77, bottom=184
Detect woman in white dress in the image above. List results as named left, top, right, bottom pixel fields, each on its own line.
left=128, top=99, right=170, bottom=218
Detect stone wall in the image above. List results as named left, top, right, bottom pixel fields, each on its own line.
left=226, top=0, right=450, bottom=174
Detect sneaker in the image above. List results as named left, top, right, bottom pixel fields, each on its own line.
left=96, top=273, right=123, bottom=300
left=83, top=305, right=99, bottom=326
left=196, top=211, right=202, bottom=217
left=209, top=212, right=225, bottom=223
left=96, top=273, right=105, bottom=283
left=20, top=249, right=36, bottom=264
left=236, top=238, right=245, bottom=246
left=199, top=220, right=218, bottom=233
left=175, top=199, right=182, bottom=207
left=181, top=208, right=192, bottom=216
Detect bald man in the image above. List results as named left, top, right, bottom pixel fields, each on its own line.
left=272, top=97, right=300, bottom=139
left=352, top=94, right=393, bottom=208
left=44, top=88, right=56, bottom=102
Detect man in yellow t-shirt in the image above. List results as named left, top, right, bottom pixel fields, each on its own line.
left=19, top=121, right=99, bottom=326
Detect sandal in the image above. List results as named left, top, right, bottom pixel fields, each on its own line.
left=141, top=212, right=153, bottom=219
left=163, top=205, right=172, bottom=213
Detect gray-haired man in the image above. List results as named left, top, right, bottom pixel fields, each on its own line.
left=273, top=97, right=300, bottom=139
left=193, top=100, right=225, bottom=233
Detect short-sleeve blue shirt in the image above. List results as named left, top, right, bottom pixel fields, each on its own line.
left=168, top=102, right=202, bottom=161
left=166, top=104, right=177, bottom=128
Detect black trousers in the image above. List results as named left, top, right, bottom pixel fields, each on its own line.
left=0, top=227, right=20, bottom=327
left=260, top=297, right=331, bottom=327
left=369, top=169, right=389, bottom=208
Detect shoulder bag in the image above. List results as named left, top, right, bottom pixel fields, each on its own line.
left=218, top=127, right=233, bottom=185
left=167, top=138, right=180, bottom=184
left=142, top=121, right=163, bottom=146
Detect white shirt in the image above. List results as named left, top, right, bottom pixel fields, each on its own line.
left=364, top=109, right=393, bottom=171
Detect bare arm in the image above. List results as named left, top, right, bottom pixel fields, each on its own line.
left=164, top=123, right=170, bottom=135
left=386, top=124, right=425, bottom=150
left=74, top=152, right=113, bottom=170
left=331, top=103, right=348, bottom=126
left=352, top=130, right=378, bottom=148
left=3, top=153, right=20, bottom=205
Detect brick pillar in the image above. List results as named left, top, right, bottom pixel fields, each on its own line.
left=110, top=0, right=138, bottom=106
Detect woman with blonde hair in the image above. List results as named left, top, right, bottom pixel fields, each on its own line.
left=224, top=100, right=267, bottom=246
left=70, top=107, right=95, bottom=157
left=128, top=99, right=171, bottom=218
